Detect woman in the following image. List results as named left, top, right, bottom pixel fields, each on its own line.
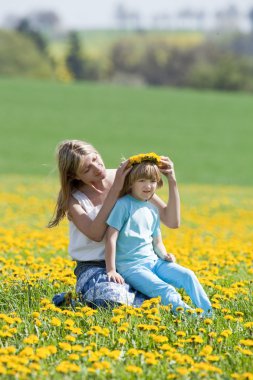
left=48, top=140, right=179, bottom=307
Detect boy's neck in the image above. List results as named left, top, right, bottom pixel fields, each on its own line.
left=128, top=193, right=148, bottom=202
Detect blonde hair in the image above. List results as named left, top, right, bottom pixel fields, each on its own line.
left=48, top=140, right=98, bottom=227
left=120, top=161, right=163, bottom=197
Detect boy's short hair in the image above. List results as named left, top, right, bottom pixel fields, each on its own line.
left=120, top=161, right=163, bottom=197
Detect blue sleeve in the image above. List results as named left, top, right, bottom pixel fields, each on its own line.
left=107, top=198, right=128, bottom=231
left=152, top=208, right=161, bottom=238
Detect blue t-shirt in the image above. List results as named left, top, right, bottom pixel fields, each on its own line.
left=106, top=194, right=161, bottom=278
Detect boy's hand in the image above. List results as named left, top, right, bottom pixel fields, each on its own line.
left=107, top=270, right=125, bottom=284
left=159, top=156, right=176, bottom=182
left=164, top=253, right=176, bottom=262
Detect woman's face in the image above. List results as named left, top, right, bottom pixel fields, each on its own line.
left=76, top=152, right=106, bottom=184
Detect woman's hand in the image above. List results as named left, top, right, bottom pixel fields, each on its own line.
left=107, top=270, right=125, bottom=284
left=164, top=253, right=176, bottom=262
left=112, top=160, right=132, bottom=193
left=159, top=156, right=176, bottom=182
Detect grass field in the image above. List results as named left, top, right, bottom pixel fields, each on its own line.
left=0, top=78, right=252, bottom=185
left=0, top=178, right=252, bottom=379
left=0, top=78, right=252, bottom=378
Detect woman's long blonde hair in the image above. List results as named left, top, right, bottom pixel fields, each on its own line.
left=119, top=161, right=163, bottom=198
left=48, top=140, right=98, bottom=227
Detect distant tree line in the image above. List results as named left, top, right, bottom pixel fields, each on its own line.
left=108, top=37, right=253, bottom=91
left=1, top=9, right=253, bottom=92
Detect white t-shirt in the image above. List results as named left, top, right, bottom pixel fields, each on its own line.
left=69, top=190, right=105, bottom=261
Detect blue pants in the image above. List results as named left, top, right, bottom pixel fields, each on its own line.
left=124, top=259, right=212, bottom=314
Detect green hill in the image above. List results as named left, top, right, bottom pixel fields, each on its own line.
left=0, top=78, right=252, bottom=185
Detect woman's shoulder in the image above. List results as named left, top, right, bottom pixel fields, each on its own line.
left=106, top=168, right=116, bottom=186
left=106, top=168, right=116, bottom=177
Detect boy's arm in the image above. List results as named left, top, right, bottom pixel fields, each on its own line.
left=153, top=235, right=176, bottom=262
left=150, top=156, right=180, bottom=229
left=105, top=226, right=125, bottom=284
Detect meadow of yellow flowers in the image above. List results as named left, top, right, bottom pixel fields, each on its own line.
left=0, top=176, right=252, bottom=379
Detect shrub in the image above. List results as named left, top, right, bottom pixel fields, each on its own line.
left=0, top=29, right=53, bottom=78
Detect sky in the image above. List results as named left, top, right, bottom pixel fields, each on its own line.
left=0, top=0, right=253, bottom=29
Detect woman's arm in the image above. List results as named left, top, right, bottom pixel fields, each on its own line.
left=68, top=161, right=131, bottom=242
left=150, top=156, right=180, bottom=229
left=105, top=227, right=124, bottom=284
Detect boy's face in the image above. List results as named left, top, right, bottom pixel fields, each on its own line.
left=131, top=178, right=157, bottom=201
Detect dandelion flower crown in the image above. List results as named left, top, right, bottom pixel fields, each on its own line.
left=127, top=152, right=161, bottom=167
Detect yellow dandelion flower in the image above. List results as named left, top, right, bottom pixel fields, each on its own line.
left=186, top=309, right=196, bottom=314
left=35, top=319, right=42, bottom=327
left=191, top=335, right=204, bottom=344
left=244, top=322, right=253, bottom=329
left=92, top=361, right=111, bottom=371
left=19, top=347, right=34, bottom=356
left=231, top=373, right=253, bottom=380
left=32, top=312, right=40, bottom=318
left=237, top=347, right=253, bottom=356
left=128, top=152, right=161, bottom=167
left=64, top=318, right=75, bottom=327
left=68, top=354, right=79, bottom=361
left=235, top=311, right=244, bottom=316
left=176, top=367, right=190, bottom=375
left=29, top=363, right=41, bottom=371
left=199, top=345, right=213, bottom=356
left=204, top=318, right=213, bottom=325
left=224, top=315, right=234, bottom=320
left=160, top=343, right=175, bottom=351
left=36, top=347, right=52, bottom=359
left=56, top=360, right=81, bottom=373
left=125, top=365, right=143, bottom=374
left=0, top=364, right=7, bottom=375
left=111, top=316, right=124, bottom=323
left=71, top=345, right=84, bottom=352
left=40, top=298, right=51, bottom=306
left=107, top=350, right=121, bottom=360
left=23, top=334, right=39, bottom=344
left=151, top=335, right=168, bottom=343
left=145, top=357, right=158, bottom=365
left=68, top=327, right=82, bottom=335
left=48, top=345, right=57, bottom=354
left=220, top=329, right=232, bottom=338
left=59, top=342, right=72, bottom=351
left=64, top=335, right=76, bottom=342
left=239, top=339, right=253, bottom=347
left=206, top=355, right=220, bottom=362
left=117, top=326, right=128, bottom=333
left=127, top=348, right=140, bottom=357
left=212, top=303, right=221, bottom=309
left=50, top=317, right=61, bottom=327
